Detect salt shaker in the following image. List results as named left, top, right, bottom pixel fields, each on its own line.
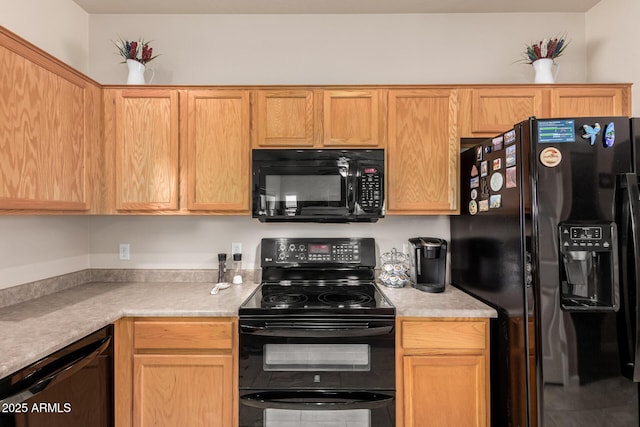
left=232, top=253, right=243, bottom=285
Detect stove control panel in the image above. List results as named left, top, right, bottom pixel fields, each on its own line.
left=261, top=238, right=376, bottom=267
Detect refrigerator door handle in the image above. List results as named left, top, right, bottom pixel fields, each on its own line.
left=621, top=173, right=640, bottom=382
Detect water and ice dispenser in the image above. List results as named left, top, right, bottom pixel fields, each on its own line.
left=558, top=223, right=619, bottom=311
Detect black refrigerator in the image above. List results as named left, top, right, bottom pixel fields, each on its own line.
left=450, top=117, right=640, bottom=426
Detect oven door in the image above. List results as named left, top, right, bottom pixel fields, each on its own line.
left=239, top=317, right=395, bottom=391
left=252, top=159, right=352, bottom=220
left=239, top=390, right=395, bottom=427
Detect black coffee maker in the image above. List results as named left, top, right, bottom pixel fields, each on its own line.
left=408, top=237, right=447, bottom=293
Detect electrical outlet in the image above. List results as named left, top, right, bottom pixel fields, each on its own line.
left=231, top=242, right=242, bottom=255
left=119, top=243, right=130, bottom=260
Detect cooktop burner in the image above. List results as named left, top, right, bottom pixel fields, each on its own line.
left=239, top=237, right=395, bottom=317
left=240, top=281, right=394, bottom=316
left=258, top=282, right=377, bottom=309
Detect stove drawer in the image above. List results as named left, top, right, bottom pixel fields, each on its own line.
left=134, top=319, right=233, bottom=351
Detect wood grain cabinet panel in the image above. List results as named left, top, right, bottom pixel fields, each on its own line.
left=387, top=89, right=459, bottom=214
left=133, top=354, right=233, bottom=427
left=116, top=318, right=237, bottom=427
left=549, top=87, right=628, bottom=117
left=403, top=355, right=487, bottom=427
left=185, top=90, right=250, bottom=212
left=323, top=89, right=381, bottom=147
left=468, top=88, right=543, bottom=136
left=0, top=29, right=97, bottom=211
left=114, top=89, right=179, bottom=211
left=254, top=89, right=315, bottom=147
left=396, top=318, right=490, bottom=427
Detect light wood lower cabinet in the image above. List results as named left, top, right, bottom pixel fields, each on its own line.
left=396, top=318, right=490, bottom=427
left=115, top=318, right=237, bottom=427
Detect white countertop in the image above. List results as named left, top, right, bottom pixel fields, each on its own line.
left=0, top=280, right=495, bottom=378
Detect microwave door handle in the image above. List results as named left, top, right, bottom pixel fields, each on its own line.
left=240, top=325, right=393, bottom=338
left=240, top=392, right=394, bottom=410
left=622, top=173, right=640, bottom=382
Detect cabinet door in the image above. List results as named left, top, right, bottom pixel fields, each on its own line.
left=185, top=90, right=250, bottom=211
left=115, top=89, right=179, bottom=211
left=549, top=87, right=628, bottom=117
left=403, top=355, right=487, bottom=427
left=467, top=87, right=543, bottom=136
left=323, top=89, right=381, bottom=146
left=0, top=42, right=93, bottom=211
left=387, top=89, right=458, bottom=214
left=255, top=89, right=315, bottom=147
left=133, top=354, right=233, bottom=427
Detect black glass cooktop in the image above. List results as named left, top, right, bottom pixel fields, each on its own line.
left=239, top=281, right=395, bottom=317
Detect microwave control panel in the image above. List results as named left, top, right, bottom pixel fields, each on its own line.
left=261, top=238, right=376, bottom=267
left=358, top=166, right=383, bottom=210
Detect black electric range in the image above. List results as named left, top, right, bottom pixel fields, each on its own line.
left=238, top=238, right=396, bottom=427
left=238, top=237, right=395, bottom=318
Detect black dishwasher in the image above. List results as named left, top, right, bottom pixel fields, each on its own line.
left=0, top=325, right=113, bottom=427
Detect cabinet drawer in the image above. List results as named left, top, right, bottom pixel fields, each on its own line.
left=401, top=321, right=486, bottom=351
left=134, top=320, right=233, bottom=351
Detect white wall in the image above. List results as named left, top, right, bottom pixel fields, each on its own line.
left=88, top=216, right=448, bottom=270
left=586, top=0, right=640, bottom=115
left=88, top=13, right=587, bottom=85
left=0, top=0, right=89, bottom=72
left=0, top=217, right=90, bottom=289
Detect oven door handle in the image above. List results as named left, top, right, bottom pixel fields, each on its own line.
left=240, top=325, right=393, bottom=338
left=240, top=391, right=394, bottom=410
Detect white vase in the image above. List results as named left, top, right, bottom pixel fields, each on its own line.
left=532, top=58, right=559, bottom=84
left=126, top=59, right=154, bottom=84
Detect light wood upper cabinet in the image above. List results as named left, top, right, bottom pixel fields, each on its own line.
left=114, top=89, right=179, bottom=211
left=459, top=84, right=631, bottom=138
left=397, top=318, right=490, bottom=427
left=323, top=89, right=382, bottom=147
left=549, top=86, right=629, bottom=117
left=460, top=87, right=544, bottom=137
left=185, top=90, right=250, bottom=212
left=387, top=89, right=459, bottom=214
left=0, top=28, right=99, bottom=211
left=254, top=89, right=316, bottom=147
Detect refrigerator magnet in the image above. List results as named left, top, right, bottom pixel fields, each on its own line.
left=504, top=129, right=516, bottom=145
left=581, top=123, right=601, bottom=145
left=493, top=158, right=502, bottom=171
left=490, top=194, right=502, bottom=209
left=471, top=189, right=478, bottom=200
left=506, top=167, right=517, bottom=189
left=479, top=200, right=489, bottom=212
left=492, top=136, right=504, bottom=151
left=490, top=172, right=504, bottom=192
left=470, top=176, right=479, bottom=189
left=471, top=164, right=479, bottom=177
left=506, top=145, right=516, bottom=167
left=469, top=200, right=478, bottom=215
left=540, top=147, right=562, bottom=168
left=476, top=146, right=483, bottom=161
left=604, top=122, right=615, bottom=147
left=481, top=161, right=488, bottom=177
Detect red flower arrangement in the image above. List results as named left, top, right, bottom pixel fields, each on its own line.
left=114, top=37, right=158, bottom=65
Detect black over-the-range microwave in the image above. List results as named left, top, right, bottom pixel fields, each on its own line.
left=252, top=149, right=384, bottom=222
